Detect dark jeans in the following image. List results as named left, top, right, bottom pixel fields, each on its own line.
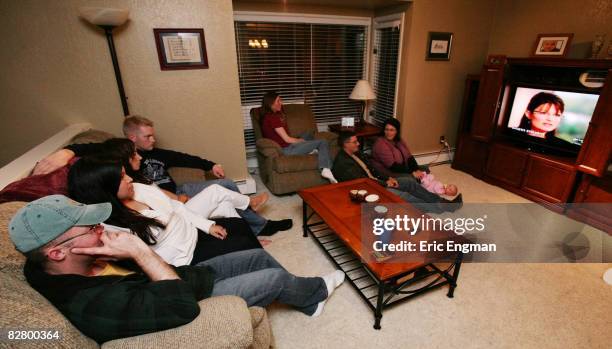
left=190, top=217, right=262, bottom=265
left=388, top=176, right=446, bottom=213
left=197, top=249, right=328, bottom=315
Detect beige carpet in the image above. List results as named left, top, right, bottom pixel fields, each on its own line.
left=251, top=164, right=611, bottom=349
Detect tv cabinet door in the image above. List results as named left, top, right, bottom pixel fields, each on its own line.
left=453, top=134, right=488, bottom=178
left=522, top=155, right=576, bottom=203
left=576, top=69, right=612, bottom=177
left=568, top=174, right=612, bottom=234
left=485, top=143, right=527, bottom=187
left=470, top=65, right=504, bottom=141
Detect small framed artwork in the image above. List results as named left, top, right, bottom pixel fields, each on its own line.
left=532, top=33, right=573, bottom=57
left=426, top=32, right=453, bottom=61
left=153, top=28, right=209, bottom=70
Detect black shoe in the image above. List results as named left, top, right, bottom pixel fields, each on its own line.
left=258, top=219, right=293, bottom=236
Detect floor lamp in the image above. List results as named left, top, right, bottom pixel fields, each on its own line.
left=79, top=7, right=130, bottom=116
left=349, top=80, right=376, bottom=125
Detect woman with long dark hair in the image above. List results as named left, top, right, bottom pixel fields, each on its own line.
left=260, top=91, right=337, bottom=183
left=98, top=138, right=293, bottom=237
left=68, top=158, right=265, bottom=266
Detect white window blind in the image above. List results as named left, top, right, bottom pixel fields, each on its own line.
left=371, top=17, right=402, bottom=126
left=234, top=19, right=368, bottom=152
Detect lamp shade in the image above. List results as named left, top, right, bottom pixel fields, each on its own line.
left=79, top=7, right=129, bottom=26
left=349, top=80, right=376, bottom=100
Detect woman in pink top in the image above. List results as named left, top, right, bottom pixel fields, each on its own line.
left=372, top=118, right=460, bottom=199
left=260, top=91, right=337, bottom=183
left=371, top=118, right=428, bottom=180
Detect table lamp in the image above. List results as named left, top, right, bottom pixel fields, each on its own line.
left=349, top=80, right=376, bottom=125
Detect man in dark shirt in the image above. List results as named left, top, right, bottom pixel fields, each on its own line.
left=9, top=195, right=344, bottom=343
left=332, top=131, right=461, bottom=213
left=33, top=116, right=292, bottom=236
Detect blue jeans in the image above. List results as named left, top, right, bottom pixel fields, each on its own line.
left=281, top=133, right=332, bottom=169
left=177, top=178, right=267, bottom=234
left=197, top=249, right=327, bottom=315
left=388, top=176, right=446, bottom=213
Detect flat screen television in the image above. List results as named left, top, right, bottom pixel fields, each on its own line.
left=503, top=86, right=600, bottom=156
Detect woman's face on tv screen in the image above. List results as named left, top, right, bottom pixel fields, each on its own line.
left=527, top=103, right=562, bottom=133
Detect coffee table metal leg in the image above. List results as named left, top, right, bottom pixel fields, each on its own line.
left=302, top=202, right=308, bottom=237
left=447, top=252, right=463, bottom=298
left=374, top=282, right=385, bottom=329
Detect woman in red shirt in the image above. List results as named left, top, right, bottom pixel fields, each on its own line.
left=260, top=91, right=337, bottom=183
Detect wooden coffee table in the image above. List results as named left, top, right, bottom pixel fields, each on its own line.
left=299, top=178, right=465, bottom=329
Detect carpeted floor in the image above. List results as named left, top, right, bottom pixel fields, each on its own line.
left=251, top=164, right=611, bottom=349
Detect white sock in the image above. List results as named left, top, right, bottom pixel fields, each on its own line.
left=311, top=270, right=345, bottom=317
left=320, top=168, right=338, bottom=184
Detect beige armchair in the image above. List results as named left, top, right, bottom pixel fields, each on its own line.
left=250, top=104, right=338, bottom=195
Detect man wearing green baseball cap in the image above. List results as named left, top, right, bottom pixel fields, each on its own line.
left=9, top=195, right=345, bottom=344
left=9, top=195, right=214, bottom=343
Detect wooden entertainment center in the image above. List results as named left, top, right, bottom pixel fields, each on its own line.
left=453, top=56, right=611, bottom=233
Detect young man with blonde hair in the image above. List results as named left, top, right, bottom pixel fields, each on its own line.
left=33, top=116, right=292, bottom=236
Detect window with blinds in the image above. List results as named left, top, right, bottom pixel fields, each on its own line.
left=370, top=18, right=401, bottom=126
left=234, top=20, right=368, bottom=152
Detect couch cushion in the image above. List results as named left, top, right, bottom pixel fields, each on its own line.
left=0, top=201, right=27, bottom=279
left=102, top=296, right=256, bottom=349
left=0, top=270, right=98, bottom=348
left=283, top=104, right=317, bottom=137
left=273, top=154, right=319, bottom=173
left=70, top=130, right=115, bottom=144
left=250, top=107, right=265, bottom=141
left=0, top=158, right=78, bottom=205
left=249, top=306, right=274, bottom=349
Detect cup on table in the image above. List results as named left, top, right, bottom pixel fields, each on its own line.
left=349, top=189, right=359, bottom=201
left=357, top=190, right=368, bottom=202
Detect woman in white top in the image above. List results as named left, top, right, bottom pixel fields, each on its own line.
left=68, top=157, right=267, bottom=266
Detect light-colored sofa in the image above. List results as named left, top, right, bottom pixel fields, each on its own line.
left=0, top=129, right=274, bottom=348
left=250, top=104, right=339, bottom=195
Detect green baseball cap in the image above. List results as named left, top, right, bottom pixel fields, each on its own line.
left=9, top=195, right=112, bottom=253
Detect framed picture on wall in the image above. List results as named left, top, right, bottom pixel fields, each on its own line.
left=153, top=28, right=209, bottom=70
left=532, top=33, right=573, bottom=57
left=426, top=32, right=453, bottom=61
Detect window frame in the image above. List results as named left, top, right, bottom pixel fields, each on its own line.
left=369, top=13, right=404, bottom=124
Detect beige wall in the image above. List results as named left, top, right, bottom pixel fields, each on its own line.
left=488, top=0, right=612, bottom=58
left=395, top=0, right=496, bottom=154
left=0, top=0, right=247, bottom=180
left=3, top=0, right=609, bottom=171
